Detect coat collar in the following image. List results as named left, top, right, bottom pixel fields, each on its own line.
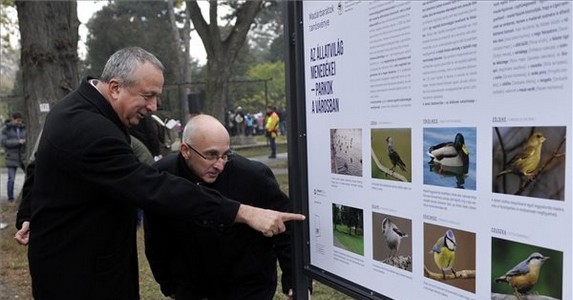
left=175, top=153, right=206, bottom=185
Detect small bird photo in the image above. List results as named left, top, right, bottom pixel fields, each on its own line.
left=330, top=128, right=363, bottom=177
left=491, top=238, right=562, bottom=299
left=423, top=223, right=476, bottom=293
left=371, top=128, right=412, bottom=182
left=372, top=212, right=412, bottom=271
left=332, top=204, right=364, bottom=256
left=423, top=127, right=477, bottom=190
left=492, top=126, right=566, bottom=200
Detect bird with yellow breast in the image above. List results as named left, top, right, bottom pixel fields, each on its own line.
left=496, top=132, right=546, bottom=178
left=431, top=229, right=457, bottom=279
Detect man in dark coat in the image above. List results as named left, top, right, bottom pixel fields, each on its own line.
left=25, top=47, right=303, bottom=300
left=144, top=114, right=294, bottom=300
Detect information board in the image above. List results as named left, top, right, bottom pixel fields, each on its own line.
left=291, top=1, right=573, bottom=299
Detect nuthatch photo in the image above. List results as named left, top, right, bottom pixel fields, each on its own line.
left=382, top=218, right=408, bottom=258
left=495, top=252, right=550, bottom=299
left=431, top=229, right=456, bottom=279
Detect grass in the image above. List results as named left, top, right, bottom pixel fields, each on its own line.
left=333, top=225, right=365, bottom=256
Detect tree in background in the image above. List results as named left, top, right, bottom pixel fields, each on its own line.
left=226, top=2, right=285, bottom=114
left=15, top=1, right=80, bottom=155
left=230, top=61, right=285, bottom=113
left=186, top=0, right=267, bottom=122
left=84, top=1, right=178, bottom=80
left=167, top=0, right=192, bottom=121
left=84, top=1, right=184, bottom=118
left=0, top=0, right=19, bottom=97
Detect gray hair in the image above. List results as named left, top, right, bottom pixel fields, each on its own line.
left=99, top=47, right=164, bottom=87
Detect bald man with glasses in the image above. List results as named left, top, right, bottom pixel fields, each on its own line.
left=144, top=114, right=295, bottom=300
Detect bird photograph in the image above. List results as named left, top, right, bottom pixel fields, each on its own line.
left=496, top=132, right=546, bottom=178
left=382, top=217, right=408, bottom=257
left=371, top=128, right=412, bottom=182
left=494, top=252, right=550, bottom=299
left=491, top=238, right=562, bottom=300
left=372, top=213, right=412, bottom=271
left=424, top=224, right=476, bottom=293
left=492, top=126, right=566, bottom=200
left=431, top=229, right=457, bottom=279
left=423, top=127, right=476, bottom=190
left=386, top=136, right=407, bottom=173
left=330, top=128, right=363, bottom=177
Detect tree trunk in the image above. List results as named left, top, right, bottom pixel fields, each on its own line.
left=186, top=0, right=263, bottom=122
left=205, top=56, right=232, bottom=122
left=16, top=1, right=80, bottom=157
left=167, top=0, right=192, bottom=122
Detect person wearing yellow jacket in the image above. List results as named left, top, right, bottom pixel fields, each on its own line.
left=265, top=105, right=280, bottom=159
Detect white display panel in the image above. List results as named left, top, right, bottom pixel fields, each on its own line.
left=301, top=1, right=572, bottom=299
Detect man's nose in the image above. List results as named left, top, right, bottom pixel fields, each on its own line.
left=147, top=97, right=158, bottom=112
left=213, top=158, right=226, bottom=170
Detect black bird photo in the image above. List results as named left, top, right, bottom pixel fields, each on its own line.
left=386, top=136, right=406, bottom=172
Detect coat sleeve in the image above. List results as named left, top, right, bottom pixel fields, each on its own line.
left=16, top=159, right=34, bottom=229
left=1, top=127, right=20, bottom=149
left=143, top=211, right=177, bottom=297
left=66, top=131, right=240, bottom=226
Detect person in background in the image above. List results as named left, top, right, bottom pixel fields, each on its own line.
left=265, top=105, right=280, bottom=159
left=129, top=114, right=162, bottom=160
left=244, top=113, right=254, bottom=136
left=235, top=106, right=245, bottom=136
left=279, top=107, right=287, bottom=136
left=145, top=114, right=294, bottom=299
left=1, top=112, right=27, bottom=203
left=23, top=47, right=304, bottom=299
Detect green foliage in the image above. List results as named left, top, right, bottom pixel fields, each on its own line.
left=230, top=61, right=285, bottom=112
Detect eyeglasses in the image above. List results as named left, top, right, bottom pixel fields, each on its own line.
left=185, top=143, right=233, bottom=163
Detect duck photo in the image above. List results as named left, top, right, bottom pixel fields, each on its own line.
left=424, top=128, right=476, bottom=190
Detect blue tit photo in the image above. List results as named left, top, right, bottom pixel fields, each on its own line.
left=431, top=229, right=457, bottom=279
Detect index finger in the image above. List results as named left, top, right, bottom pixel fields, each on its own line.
left=281, top=212, right=306, bottom=222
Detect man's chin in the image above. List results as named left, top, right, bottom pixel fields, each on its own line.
left=128, top=118, right=142, bottom=127
left=203, top=176, right=218, bottom=183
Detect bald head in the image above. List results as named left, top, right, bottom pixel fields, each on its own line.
left=183, top=114, right=230, bottom=147
left=180, top=114, right=231, bottom=183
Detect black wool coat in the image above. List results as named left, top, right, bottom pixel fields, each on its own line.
left=144, top=153, right=293, bottom=300
left=27, top=78, right=240, bottom=300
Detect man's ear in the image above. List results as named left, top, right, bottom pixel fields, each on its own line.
left=108, top=80, right=122, bottom=100
left=180, top=144, right=190, bottom=160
